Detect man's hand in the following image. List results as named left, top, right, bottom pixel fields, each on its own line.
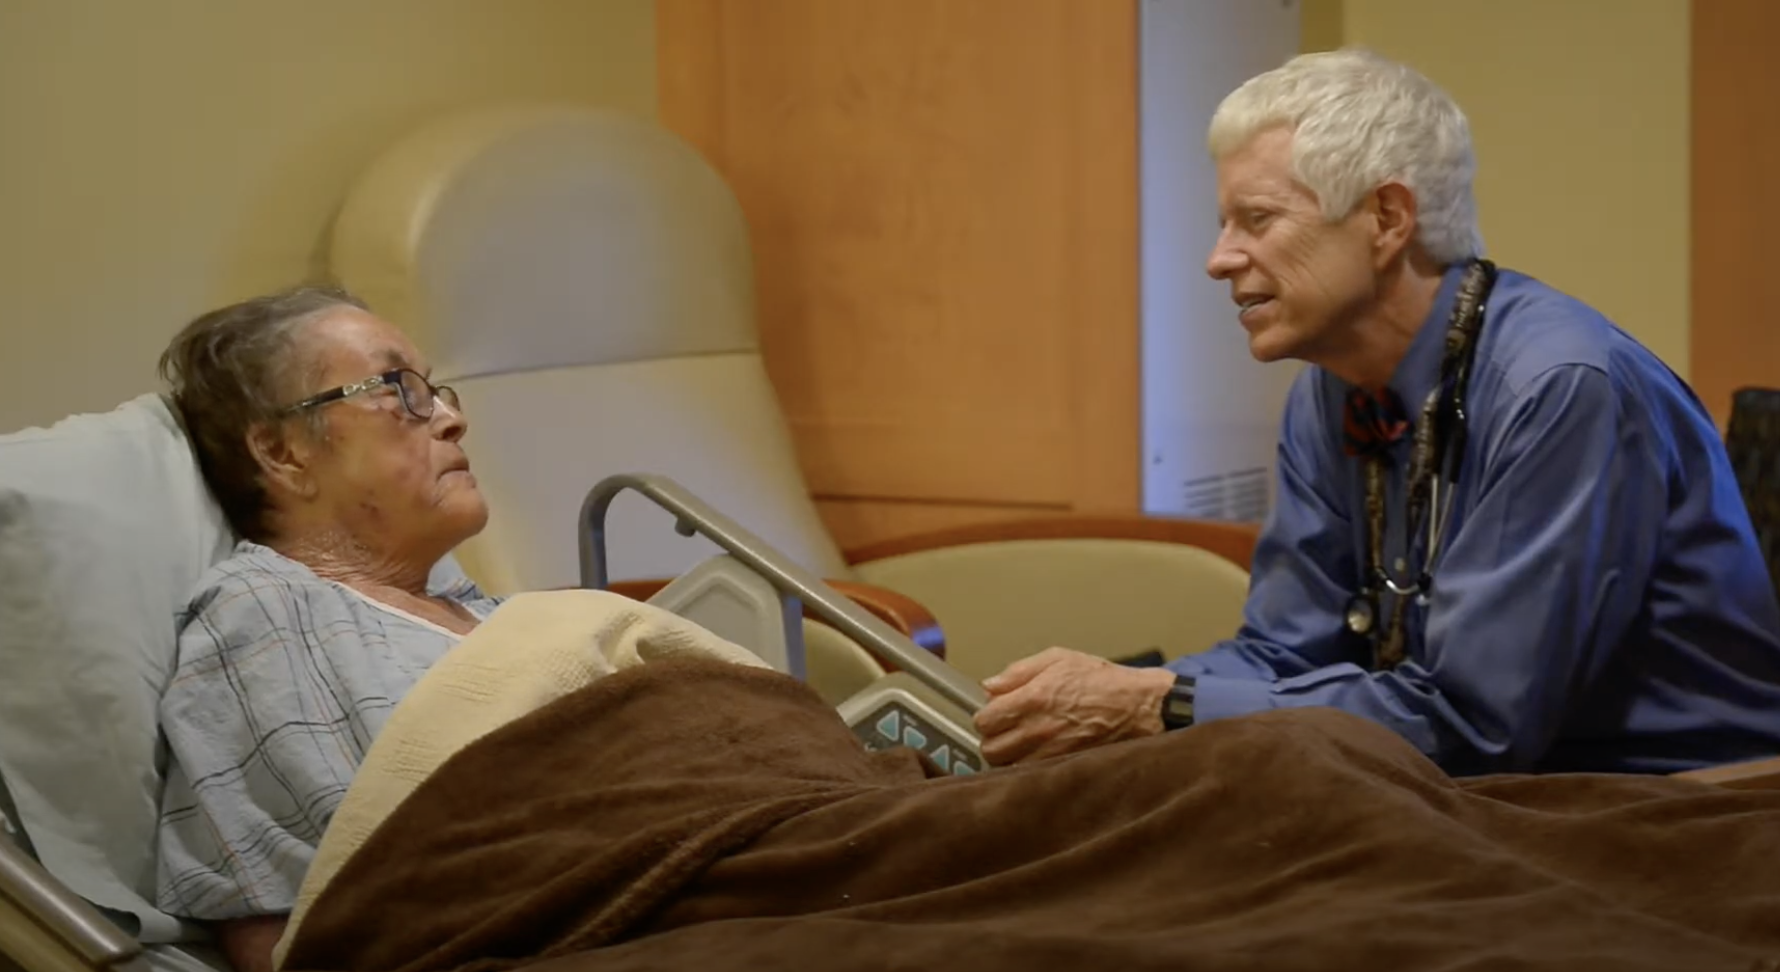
left=973, top=647, right=1178, bottom=766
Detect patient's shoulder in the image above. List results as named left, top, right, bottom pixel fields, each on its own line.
left=173, top=542, right=502, bottom=665
left=183, top=542, right=498, bottom=613
left=196, top=539, right=316, bottom=581
left=180, top=540, right=328, bottom=616
left=171, top=542, right=336, bottom=664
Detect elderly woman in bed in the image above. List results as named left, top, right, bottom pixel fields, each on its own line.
left=152, top=286, right=499, bottom=972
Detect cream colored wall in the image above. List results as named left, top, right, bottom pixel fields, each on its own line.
left=0, top=0, right=655, bottom=434
left=1318, top=0, right=1691, bottom=375
left=1298, top=0, right=1345, bottom=55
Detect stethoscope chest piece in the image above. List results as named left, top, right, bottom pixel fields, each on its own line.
left=1344, top=593, right=1377, bottom=636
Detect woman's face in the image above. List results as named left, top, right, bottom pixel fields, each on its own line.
left=276, top=307, right=488, bottom=565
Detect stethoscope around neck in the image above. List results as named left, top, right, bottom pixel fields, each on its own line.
left=1343, top=259, right=1496, bottom=641
left=1345, top=457, right=1460, bottom=636
left=1378, top=441, right=1461, bottom=598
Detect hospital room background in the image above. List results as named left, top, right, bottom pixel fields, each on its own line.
left=0, top=0, right=1765, bottom=551
left=4, top=0, right=1768, bottom=555
left=2, top=2, right=1779, bottom=969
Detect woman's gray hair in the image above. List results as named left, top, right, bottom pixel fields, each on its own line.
left=1208, top=48, right=1485, bottom=265
left=158, top=285, right=367, bottom=541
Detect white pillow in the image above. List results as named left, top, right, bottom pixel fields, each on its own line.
left=0, top=394, right=234, bottom=941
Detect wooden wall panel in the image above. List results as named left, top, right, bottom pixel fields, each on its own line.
left=1692, top=0, right=1780, bottom=427
left=658, top=0, right=1140, bottom=550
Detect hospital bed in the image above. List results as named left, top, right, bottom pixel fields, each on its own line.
left=0, top=388, right=1012, bottom=972
left=0, top=104, right=1268, bottom=972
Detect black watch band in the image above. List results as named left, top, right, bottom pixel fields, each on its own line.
left=1160, top=674, right=1196, bottom=731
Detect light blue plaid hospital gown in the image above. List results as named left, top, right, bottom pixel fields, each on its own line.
left=153, top=541, right=504, bottom=920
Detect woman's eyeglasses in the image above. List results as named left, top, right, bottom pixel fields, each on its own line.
left=283, top=368, right=461, bottom=421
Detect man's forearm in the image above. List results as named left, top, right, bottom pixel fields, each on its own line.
left=1166, top=635, right=1313, bottom=682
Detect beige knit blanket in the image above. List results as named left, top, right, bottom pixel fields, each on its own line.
left=270, top=589, right=771, bottom=969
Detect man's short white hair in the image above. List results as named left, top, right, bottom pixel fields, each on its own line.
left=1208, top=48, right=1484, bottom=265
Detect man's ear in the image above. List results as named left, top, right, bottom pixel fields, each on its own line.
left=1370, top=181, right=1419, bottom=269
left=246, top=421, right=319, bottom=500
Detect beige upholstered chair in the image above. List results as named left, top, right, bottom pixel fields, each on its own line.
left=326, top=104, right=1257, bottom=686
left=328, top=105, right=841, bottom=593
left=847, top=518, right=1259, bottom=681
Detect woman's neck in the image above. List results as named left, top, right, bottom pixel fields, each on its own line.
left=270, top=527, right=477, bottom=635
left=270, top=527, right=434, bottom=598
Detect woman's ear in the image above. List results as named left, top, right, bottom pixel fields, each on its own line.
left=1370, top=181, right=1419, bottom=269
left=247, top=421, right=319, bottom=500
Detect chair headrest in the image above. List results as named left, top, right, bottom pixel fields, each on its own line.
left=331, top=105, right=758, bottom=380
left=328, top=104, right=851, bottom=588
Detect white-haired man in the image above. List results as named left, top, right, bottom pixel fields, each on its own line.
left=974, top=49, right=1780, bottom=776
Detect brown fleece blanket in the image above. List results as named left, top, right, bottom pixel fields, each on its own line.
left=280, top=659, right=1780, bottom=972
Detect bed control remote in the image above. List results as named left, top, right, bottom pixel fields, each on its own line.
left=836, top=673, right=985, bottom=776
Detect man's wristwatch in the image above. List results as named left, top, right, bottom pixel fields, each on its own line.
left=1160, top=674, right=1196, bottom=731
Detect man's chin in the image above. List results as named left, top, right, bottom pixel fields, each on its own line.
left=1245, top=329, right=1299, bottom=364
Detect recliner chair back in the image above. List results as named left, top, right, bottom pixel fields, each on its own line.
left=328, top=106, right=847, bottom=594
left=1726, top=387, right=1780, bottom=599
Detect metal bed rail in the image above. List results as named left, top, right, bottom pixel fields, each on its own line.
left=0, top=838, right=143, bottom=972
left=579, top=473, right=988, bottom=716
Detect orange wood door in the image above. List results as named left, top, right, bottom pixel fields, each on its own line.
left=1692, top=0, right=1780, bottom=427
left=658, top=0, right=1139, bottom=551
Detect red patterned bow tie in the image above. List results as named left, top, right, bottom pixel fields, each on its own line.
left=1344, top=388, right=1410, bottom=457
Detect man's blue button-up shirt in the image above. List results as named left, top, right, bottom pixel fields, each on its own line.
left=1169, top=265, right=1780, bottom=775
